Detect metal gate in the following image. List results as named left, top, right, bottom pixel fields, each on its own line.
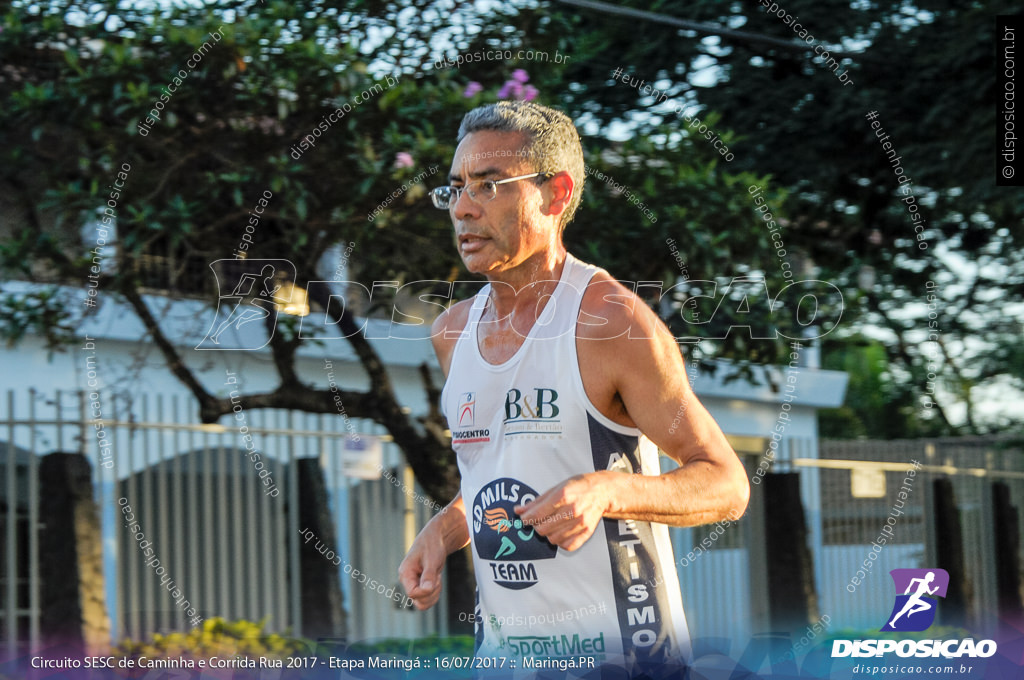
left=0, top=389, right=443, bottom=659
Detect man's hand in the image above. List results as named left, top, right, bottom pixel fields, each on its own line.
left=398, top=524, right=448, bottom=610
left=513, top=472, right=612, bottom=551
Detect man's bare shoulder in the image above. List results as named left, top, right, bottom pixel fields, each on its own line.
left=577, top=270, right=665, bottom=343
left=575, top=269, right=681, bottom=428
left=432, top=297, right=476, bottom=337
left=431, top=297, right=476, bottom=375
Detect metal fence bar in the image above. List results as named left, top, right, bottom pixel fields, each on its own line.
left=117, top=394, right=135, bottom=638
left=272, top=406, right=287, bottom=632
left=244, top=415, right=258, bottom=624
left=6, top=391, right=18, bottom=656
left=258, top=409, right=274, bottom=627
left=185, top=407, right=199, bottom=630
left=794, top=456, right=1024, bottom=479
left=27, top=392, right=39, bottom=652
left=977, top=470, right=997, bottom=630
left=286, top=409, right=301, bottom=635
left=170, top=397, right=185, bottom=632
left=231, top=432, right=244, bottom=622
left=141, top=394, right=156, bottom=632
left=923, top=443, right=938, bottom=576
left=216, top=440, right=229, bottom=618
left=331, top=434, right=348, bottom=625
left=155, top=395, right=171, bottom=633
left=346, top=448, right=358, bottom=633
left=745, top=456, right=770, bottom=633
left=200, top=430, right=214, bottom=625
left=369, top=443, right=386, bottom=638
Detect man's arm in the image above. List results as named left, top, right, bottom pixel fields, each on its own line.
left=397, top=302, right=473, bottom=609
left=514, top=275, right=750, bottom=550
left=398, top=492, right=470, bottom=609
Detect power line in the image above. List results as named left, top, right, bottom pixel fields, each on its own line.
left=553, top=0, right=862, bottom=60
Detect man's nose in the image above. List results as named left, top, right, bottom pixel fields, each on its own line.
left=452, top=187, right=480, bottom=221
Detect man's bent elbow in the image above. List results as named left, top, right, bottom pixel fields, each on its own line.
left=711, top=459, right=749, bottom=523
left=726, top=466, right=750, bottom=521
left=731, top=474, right=750, bottom=520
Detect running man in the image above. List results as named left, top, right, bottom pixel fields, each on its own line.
left=398, top=101, right=749, bottom=677
left=888, top=571, right=940, bottom=628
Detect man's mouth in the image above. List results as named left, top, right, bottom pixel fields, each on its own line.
left=458, top=233, right=490, bottom=253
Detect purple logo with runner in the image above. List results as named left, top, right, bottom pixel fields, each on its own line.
left=881, top=568, right=949, bottom=632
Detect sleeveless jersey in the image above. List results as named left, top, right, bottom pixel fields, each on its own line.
left=440, top=254, right=692, bottom=676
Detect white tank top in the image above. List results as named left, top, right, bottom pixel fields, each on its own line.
left=441, top=254, right=691, bottom=676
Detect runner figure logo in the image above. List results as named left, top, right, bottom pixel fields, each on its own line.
left=881, top=568, right=949, bottom=632
left=197, top=259, right=300, bottom=350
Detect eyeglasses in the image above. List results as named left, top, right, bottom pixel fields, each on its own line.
left=430, top=172, right=555, bottom=210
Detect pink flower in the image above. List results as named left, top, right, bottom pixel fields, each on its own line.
left=463, top=81, right=483, bottom=97
left=394, top=152, right=414, bottom=168
left=498, top=78, right=537, bottom=101
left=511, top=69, right=530, bottom=84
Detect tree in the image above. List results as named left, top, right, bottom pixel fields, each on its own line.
left=817, top=335, right=926, bottom=439
left=540, top=0, right=1024, bottom=434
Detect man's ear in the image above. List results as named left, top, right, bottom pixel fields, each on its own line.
left=544, top=171, right=575, bottom=218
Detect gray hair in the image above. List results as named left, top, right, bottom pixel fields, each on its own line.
left=457, top=101, right=585, bottom=229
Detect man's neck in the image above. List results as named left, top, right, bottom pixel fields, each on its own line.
left=484, top=247, right=568, bottom=321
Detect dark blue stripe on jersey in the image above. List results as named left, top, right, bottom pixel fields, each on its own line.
left=473, top=588, right=483, bottom=655
left=587, top=413, right=680, bottom=675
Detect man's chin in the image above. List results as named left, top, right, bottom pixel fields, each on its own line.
left=459, top=253, right=497, bottom=275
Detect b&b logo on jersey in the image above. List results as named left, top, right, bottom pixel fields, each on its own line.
left=881, top=568, right=949, bottom=632
left=503, top=387, right=563, bottom=439
left=473, top=478, right=557, bottom=590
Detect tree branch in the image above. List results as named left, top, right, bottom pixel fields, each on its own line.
left=119, top=283, right=220, bottom=416
left=866, top=292, right=955, bottom=433
left=418, top=361, right=443, bottom=425
left=263, top=307, right=303, bottom=389
left=305, top=280, right=460, bottom=502
left=935, top=335, right=977, bottom=434
left=202, top=386, right=378, bottom=423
